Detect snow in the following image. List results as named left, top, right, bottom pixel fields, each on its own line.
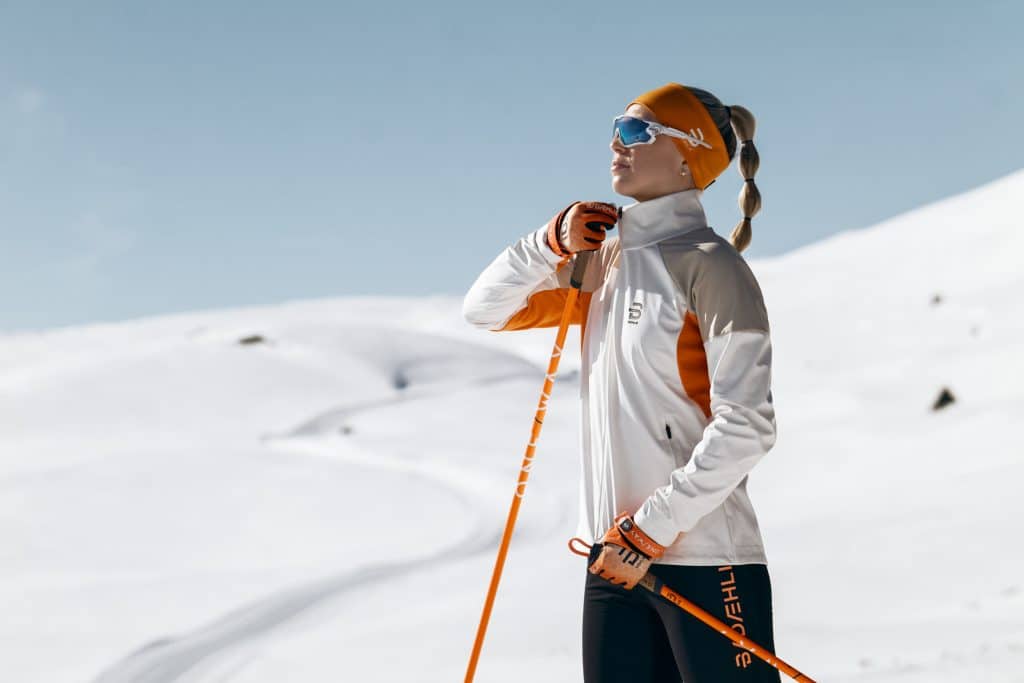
left=3, top=169, right=1023, bottom=682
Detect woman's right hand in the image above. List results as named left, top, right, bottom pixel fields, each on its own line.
left=546, top=201, right=619, bottom=257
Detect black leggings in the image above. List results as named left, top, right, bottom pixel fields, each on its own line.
left=582, top=542, right=782, bottom=682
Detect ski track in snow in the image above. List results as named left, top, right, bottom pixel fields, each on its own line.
left=89, top=374, right=563, bottom=683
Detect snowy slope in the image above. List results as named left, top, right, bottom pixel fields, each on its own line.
left=2, top=169, right=1023, bottom=682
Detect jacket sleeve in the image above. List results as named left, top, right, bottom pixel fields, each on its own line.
left=462, top=224, right=586, bottom=332
left=633, top=250, right=777, bottom=547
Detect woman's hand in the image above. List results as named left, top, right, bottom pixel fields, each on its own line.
left=546, top=201, right=619, bottom=257
left=588, top=510, right=667, bottom=589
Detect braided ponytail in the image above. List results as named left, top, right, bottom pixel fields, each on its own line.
left=726, top=104, right=760, bottom=253
left=682, top=87, right=761, bottom=253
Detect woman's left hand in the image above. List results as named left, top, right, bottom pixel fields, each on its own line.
left=588, top=511, right=668, bottom=589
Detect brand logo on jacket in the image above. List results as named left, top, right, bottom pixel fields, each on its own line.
left=627, top=301, right=643, bottom=325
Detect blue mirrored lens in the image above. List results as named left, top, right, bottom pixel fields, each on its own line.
left=613, top=116, right=653, bottom=145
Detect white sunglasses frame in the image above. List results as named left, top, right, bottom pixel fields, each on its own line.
left=612, top=114, right=713, bottom=150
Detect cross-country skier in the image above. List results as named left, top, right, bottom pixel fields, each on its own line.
left=462, top=82, right=780, bottom=682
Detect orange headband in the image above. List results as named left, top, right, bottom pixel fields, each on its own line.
left=628, top=83, right=731, bottom=191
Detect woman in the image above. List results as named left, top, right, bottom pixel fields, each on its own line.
left=462, top=82, right=779, bottom=682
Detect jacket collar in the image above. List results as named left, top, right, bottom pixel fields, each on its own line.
left=617, top=187, right=708, bottom=250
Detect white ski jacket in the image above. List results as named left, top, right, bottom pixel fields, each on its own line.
left=462, top=188, right=776, bottom=565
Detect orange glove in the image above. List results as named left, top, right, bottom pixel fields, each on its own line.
left=588, top=511, right=667, bottom=590
left=545, top=201, right=618, bottom=258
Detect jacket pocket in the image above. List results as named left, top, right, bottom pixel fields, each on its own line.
left=663, top=416, right=689, bottom=470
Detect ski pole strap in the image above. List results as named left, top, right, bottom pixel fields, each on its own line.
left=568, top=536, right=593, bottom=557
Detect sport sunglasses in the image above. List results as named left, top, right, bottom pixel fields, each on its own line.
left=611, top=114, right=713, bottom=150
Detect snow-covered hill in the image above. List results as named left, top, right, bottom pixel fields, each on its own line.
left=3, top=170, right=1023, bottom=682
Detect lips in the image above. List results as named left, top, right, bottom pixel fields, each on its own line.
left=611, top=160, right=631, bottom=172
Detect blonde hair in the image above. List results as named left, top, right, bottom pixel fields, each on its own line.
left=684, top=88, right=761, bottom=253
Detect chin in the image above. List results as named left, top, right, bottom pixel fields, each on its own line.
left=611, top=175, right=636, bottom=197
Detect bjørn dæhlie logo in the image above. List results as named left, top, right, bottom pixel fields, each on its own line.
left=627, top=301, right=643, bottom=325
left=685, top=127, right=710, bottom=149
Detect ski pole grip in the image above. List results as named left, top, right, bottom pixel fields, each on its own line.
left=568, top=202, right=618, bottom=288
left=569, top=249, right=592, bottom=289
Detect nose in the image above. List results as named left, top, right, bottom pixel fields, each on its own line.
left=610, top=131, right=627, bottom=153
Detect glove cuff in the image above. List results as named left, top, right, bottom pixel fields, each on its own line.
left=545, top=201, right=578, bottom=258
left=611, top=511, right=667, bottom=560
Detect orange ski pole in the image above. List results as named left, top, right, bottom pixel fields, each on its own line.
left=636, top=572, right=816, bottom=682
left=464, top=248, right=595, bottom=683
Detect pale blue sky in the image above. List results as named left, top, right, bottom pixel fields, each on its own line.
left=2, top=0, right=1021, bottom=331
